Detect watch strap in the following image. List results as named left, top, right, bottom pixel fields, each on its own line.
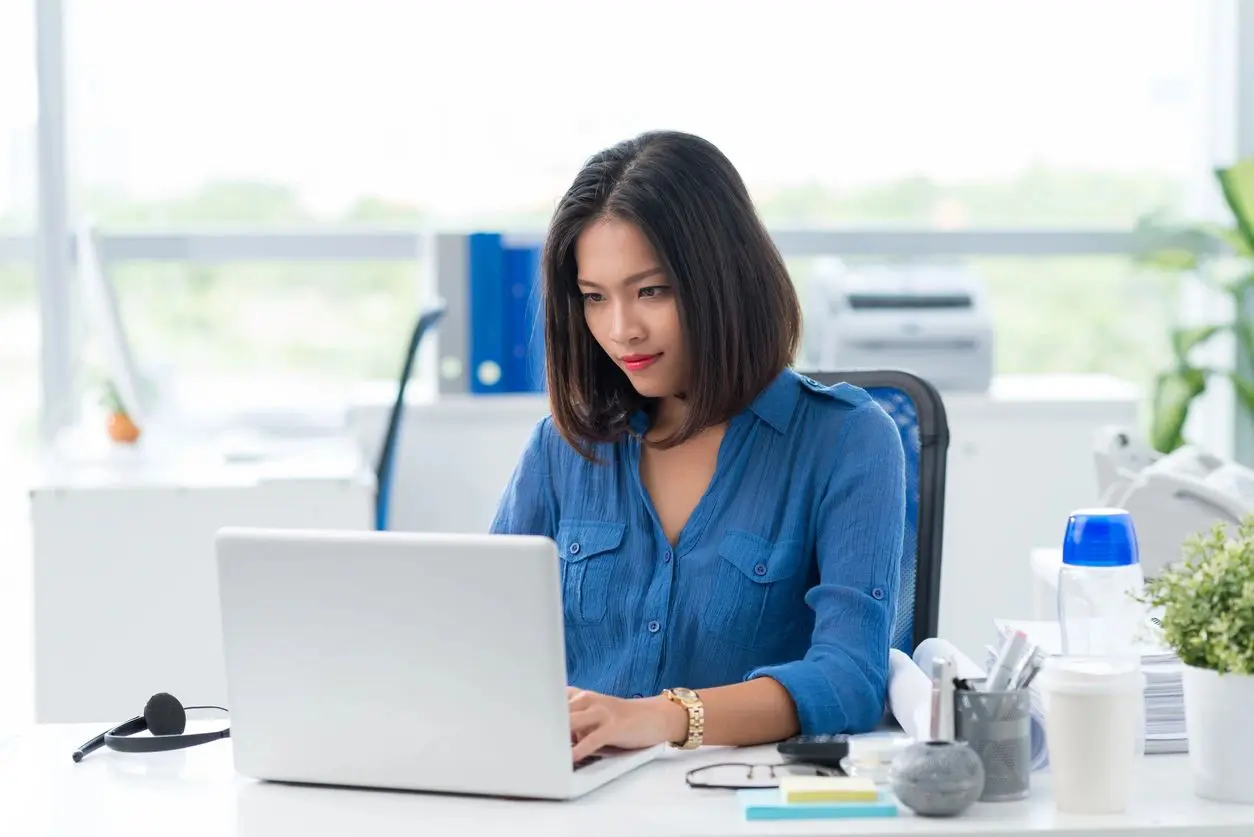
left=663, top=688, right=705, bottom=750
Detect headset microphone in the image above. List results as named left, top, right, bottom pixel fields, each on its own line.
left=71, top=692, right=230, bottom=763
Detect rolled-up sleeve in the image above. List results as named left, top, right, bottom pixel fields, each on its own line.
left=489, top=417, right=559, bottom=538
left=747, top=401, right=906, bottom=734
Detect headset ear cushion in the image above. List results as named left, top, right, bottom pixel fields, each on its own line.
left=143, top=692, right=187, bottom=736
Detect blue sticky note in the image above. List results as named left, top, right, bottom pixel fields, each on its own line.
left=737, top=788, right=899, bottom=821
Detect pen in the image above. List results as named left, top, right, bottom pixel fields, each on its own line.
left=985, top=630, right=1029, bottom=692
left=930, top=655, right=956, bottom=742
left=1007, top=643, right=1041, bottom=691
left=1017, top=656, right=1044, bottom=690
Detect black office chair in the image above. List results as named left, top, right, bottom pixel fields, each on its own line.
left=374, top=301, right=448, bottom=531
left=801, top=369, right=950, bottom=654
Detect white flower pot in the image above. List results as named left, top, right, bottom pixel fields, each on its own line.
left=1182, top=664, right=1254, bottom=804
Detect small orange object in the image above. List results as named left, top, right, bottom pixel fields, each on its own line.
left=107, top=409, right=141, bottom=444
left=101, top=379, right=142, bottom=444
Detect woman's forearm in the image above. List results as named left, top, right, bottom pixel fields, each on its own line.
left=648, top=676, right=800, bottom=747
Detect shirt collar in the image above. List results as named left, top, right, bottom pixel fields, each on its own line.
left=627, top=368, right=801, bottom=436
left=745, top=368, right=801, bottom=433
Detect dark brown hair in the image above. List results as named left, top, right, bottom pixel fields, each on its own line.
left=542, top=130, right=801, bottom=460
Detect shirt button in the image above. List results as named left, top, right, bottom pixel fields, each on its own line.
left=569, top=542, right=580, bottom=555
left=872, top=588, right=885, bottom=600
left=647, top=620, right=661, bottom=633
left=663, top=550, right=672, bottom=563
left=632, top=693, right=643, bottom=699
left=753, top=563, right=768, bottom=577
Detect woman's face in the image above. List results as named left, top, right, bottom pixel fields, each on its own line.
left=574, top=217, right=686, bottom=399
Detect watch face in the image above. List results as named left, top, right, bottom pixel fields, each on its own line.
left=671, top=687, right=698, bottom=702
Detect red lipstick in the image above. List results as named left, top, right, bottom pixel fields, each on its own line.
left=621, top=353, right=660, bottom=372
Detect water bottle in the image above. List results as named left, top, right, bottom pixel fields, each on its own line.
left=1056, top=507, right=1149, bottom=759
left=1057, top=508, right=1147, bottom=662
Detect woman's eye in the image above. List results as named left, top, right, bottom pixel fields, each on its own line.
left=582, top=292, right=604, bottom=303
left=639, top=286, right=669, bottom=299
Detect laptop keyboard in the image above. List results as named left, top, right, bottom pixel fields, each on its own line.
left=573, top=754, right=603, bottom=771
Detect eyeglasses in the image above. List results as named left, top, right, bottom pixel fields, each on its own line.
left=685, top=761, right=839, bottom=790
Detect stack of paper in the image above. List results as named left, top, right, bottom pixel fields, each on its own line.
left=1142, top=662, right=1187, bottom=753
left=993, top=619, right=1187, bottom=756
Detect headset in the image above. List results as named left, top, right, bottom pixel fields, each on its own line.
left=71, top=692, right=230, bottom=763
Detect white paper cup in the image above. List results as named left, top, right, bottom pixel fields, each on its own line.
left=1037, top=656, right=1144, bottom=814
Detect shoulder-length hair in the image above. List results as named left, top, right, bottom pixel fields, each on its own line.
left=542, top=130, right=801, bottom=460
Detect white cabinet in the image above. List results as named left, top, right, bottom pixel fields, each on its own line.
left=351, top=389, right=549, bottom=536
left=29, top=436, right=375, bottom=723
left=937, top=376, right=1140, bottom=658
left=350, top=374, right=1142, bottom=662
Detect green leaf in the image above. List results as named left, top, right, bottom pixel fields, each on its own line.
left=1233, top=269, right=1254, bottom=295
left=1236, top=320, right=1254, bottom=365
left=1138, top=515, right=1254, bottom=674
left=1171, top=324, right=1224, bottom=360
left=1138, top=247, right=1199, bottom=272
left=98, top=380, right=123, bottom=413
left=1132, top=213, right=1246, bottom=270
left=1216, top=160, right=1254, bottom=255
left=1200, top=222, right=1254, bottom=258
left=1231, top=373, right=1254, bottom=419
left=1149, top=368, right=1207, bottom=453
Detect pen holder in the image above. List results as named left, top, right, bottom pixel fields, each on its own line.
left=954, top=679, right=1031, bottom=802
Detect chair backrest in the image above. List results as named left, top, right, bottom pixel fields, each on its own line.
left=375, top=301, right=448, bottom=531
left=800, top=369, right=950, bottom=654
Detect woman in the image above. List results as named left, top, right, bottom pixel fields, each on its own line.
left=491, top=130, right=907, bottom=762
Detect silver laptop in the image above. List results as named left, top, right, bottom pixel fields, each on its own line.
left=214, top=527, right=664, bottom=800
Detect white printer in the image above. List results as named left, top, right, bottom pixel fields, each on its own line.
left=804, top=259, right=995, bottom=393
left=1094, top=426, right=1254, bottom=578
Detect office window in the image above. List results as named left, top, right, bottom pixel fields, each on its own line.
left=1, top=0, right=36, bottom=230
left=67, top=0, right=1208, bottom=230
left=102, top=261, right=427, bottom=411
left=0, top=265, right=38, bottom=455
left=792, top=256, right=1176, bottom=403
left=0, top=0, right=38, bottom=458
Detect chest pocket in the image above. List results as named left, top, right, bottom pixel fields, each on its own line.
left=700, top=530, right=804, bottom=649
left=556, top=520, right=625, bottom=625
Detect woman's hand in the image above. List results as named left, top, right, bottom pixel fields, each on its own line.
left=568, top=687, right=687, bottom=762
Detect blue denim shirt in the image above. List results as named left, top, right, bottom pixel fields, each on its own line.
left=489, top=369, right=907, bottom=734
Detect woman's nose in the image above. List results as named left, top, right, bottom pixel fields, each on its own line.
left=609, top=302, right=645, bottom=344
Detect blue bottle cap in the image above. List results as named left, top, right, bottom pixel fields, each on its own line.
left=1062, top=507, right=1140, bottom=567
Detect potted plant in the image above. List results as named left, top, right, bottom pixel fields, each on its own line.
left=1140, top=515, right=1254, bottom=804
left=1137, top=157, right=1254, bottom=454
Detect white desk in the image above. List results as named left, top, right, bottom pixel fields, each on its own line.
left=4, top=724, right=1254, bottom=836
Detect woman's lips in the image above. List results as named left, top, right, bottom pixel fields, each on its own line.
left=621, top=353, right=660, bottom=372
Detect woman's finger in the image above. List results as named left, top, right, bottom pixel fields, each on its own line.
left=567, top=690, right=596, bottom=710
left=569, top=705, right=607, bottom=738
left=571, top=723, right=614, bottom=763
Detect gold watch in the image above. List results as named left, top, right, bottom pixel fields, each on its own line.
left=661, top=687, right=705, bottom=750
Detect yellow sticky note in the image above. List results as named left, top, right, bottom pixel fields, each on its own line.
left=779, top=775, right=879, bottom=803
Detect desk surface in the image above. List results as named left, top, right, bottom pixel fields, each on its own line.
left=30, top=429, right=373, bottom=491
left=3, top=725, right=1254, bottom=837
